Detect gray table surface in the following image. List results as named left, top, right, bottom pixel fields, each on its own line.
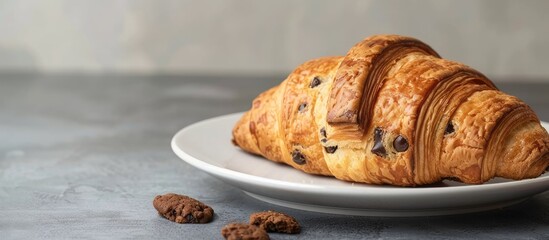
left=1, top=73, right=548, bottom=240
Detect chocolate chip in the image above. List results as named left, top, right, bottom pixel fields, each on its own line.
left=372, top=141, right=386, bottom=157
left=324, top=146, right=338, bottom=154
left=186, top=214, right=194, bottom=223
left=374, top=127, right=383, bottom=142
left=393, top=135, right=409, bottom=152
left=310, top=76, right=322, bottom=88
left=445, top=121, right=455, bottom=135
left=267, top=223, right=276, bottom=231
left=292, top=150, right=306, bottom=165
left=320, top=128, right=329, bottom=144
left=298, top=103, right=308, bottom=112
left=371, top=127, right=387, bottom=157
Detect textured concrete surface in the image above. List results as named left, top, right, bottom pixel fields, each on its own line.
left=1, top=0, right=549, bottom=79
left=0, top=73, right=549, bottom=239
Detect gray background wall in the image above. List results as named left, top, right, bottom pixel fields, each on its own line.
left=1, top=0, right=548, bottom=80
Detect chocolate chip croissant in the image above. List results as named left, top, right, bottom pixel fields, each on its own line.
left=232, top=34, right=549, bottom=186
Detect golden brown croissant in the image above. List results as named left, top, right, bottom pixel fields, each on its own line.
left=232, top=34, right=549, bottom=186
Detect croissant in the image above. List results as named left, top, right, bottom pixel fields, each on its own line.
left=232, top=34, right=549, bottom=186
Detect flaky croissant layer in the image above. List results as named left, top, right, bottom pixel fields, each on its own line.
left=232, top=34, right=549, bottom=186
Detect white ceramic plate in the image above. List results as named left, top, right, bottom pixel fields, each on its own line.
left=171, top=113, right=549, bottom=217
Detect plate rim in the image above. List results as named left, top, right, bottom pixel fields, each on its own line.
left=171, top=112, right=549, bottom=197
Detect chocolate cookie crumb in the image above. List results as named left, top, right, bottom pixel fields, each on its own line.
left=153, top=193, right=214, bottom=224
left=249, top=211, right=301, bottom=234
left=221, top=223, right=270, bottom=240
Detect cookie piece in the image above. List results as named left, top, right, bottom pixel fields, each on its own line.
left=221, top=223, right=270, bottom=240
left=152, top=193, right=213, bottom=223
left=249, top=211, right=300, bottom=234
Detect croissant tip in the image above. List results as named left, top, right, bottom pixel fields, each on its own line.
left=231, top=138, right=239, bottom=147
